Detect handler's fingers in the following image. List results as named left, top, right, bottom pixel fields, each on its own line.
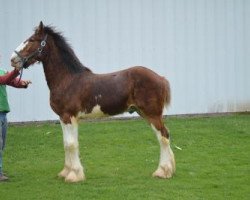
left=22, top=80, right=32, bottom=86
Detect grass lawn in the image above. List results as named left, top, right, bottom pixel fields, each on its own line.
left=0, top=113, right=249, bottom=200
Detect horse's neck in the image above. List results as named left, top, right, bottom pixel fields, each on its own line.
left=42, top=54, right=73, bottom=91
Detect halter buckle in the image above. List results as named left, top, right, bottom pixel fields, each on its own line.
left=41, top=40, right=46, bottom=47
left=38, top=48, right=43, bottom=53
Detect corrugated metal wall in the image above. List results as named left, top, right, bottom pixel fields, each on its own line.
left=0, top=0, right=249, bottom=122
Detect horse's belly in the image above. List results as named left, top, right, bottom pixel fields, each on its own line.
left=77, top=105, right=108, bottom=119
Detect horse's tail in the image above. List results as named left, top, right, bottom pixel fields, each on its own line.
left=163, top=77, right=171, bottom=108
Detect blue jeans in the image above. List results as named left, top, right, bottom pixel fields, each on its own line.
left=0, top=112, right=7, bottom=175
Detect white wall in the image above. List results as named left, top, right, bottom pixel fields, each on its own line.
left=0, top=0, right=249, bottom=122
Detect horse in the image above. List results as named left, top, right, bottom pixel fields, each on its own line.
left=10, top=21, right=175, bottom=183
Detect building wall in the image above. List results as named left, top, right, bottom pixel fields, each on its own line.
left=0, top=0, right=249, bottom=122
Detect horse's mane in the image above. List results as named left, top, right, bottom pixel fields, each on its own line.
left=43, top=26, right=92, bottom=73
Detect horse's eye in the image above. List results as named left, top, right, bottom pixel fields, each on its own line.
left=29, top=38, right=35, bottom=42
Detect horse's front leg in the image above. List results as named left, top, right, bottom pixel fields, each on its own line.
left=58, top=117, right=85, bottom=182
left=58, top=120, right=70, bottom=178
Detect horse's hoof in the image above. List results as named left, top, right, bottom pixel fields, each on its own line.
left=152, top=166, right=174, bottom=179
left=65, top=170, right=85, bottom=183
left=58, top=167, right=70, bottom=178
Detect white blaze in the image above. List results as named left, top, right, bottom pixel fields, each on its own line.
left=11, top=41, right=28, bottom=60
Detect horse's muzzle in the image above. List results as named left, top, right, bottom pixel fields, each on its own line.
left=11, top=57, right=22, bottom=69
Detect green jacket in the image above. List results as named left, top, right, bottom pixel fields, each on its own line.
left=0, top=69, right=10, bottom=112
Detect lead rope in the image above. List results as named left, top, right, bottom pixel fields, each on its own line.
left=14, top=50, right=26, bottom=84
left=17, top=67, right=24, bottom=84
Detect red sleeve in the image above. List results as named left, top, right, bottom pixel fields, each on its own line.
left=8, top=77, right=27, bottom=88
left=0, top=69, right=20, bottom=84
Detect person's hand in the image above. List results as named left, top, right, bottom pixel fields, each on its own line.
left=14, top=68, right=21, bottom=72
left=21, top=80, right=32, bottom=87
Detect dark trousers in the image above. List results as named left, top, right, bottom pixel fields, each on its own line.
left=0, top=112, right=7, bottom=174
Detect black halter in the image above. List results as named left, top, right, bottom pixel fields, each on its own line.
left=14, top=34, right=48, bottom=69
left=14, top=34, right=47, bottom=83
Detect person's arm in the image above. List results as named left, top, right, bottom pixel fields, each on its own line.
left=0, top=69, right=20, bottom=84
left=8, top=78, right=31, bottom=88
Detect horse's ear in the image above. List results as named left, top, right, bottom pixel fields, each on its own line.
left=36, top=21, right=44, bottom=34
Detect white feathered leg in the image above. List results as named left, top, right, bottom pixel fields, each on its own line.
left=151, top=124, right=175, bottom=178
left=59, top=117, right=85, bottom=182
left=58, top=121, right=71, bottom=178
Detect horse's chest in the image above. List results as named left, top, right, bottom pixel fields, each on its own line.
left=49, top=92, right=73, bottom=114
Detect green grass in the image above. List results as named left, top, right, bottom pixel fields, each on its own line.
left=0, top=114, right=249, bottom=200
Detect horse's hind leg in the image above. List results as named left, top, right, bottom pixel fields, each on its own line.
left=149, top=117, right=175, bottom=178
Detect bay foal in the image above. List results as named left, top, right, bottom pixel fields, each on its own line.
left=11, top=22, right=175, bottom=182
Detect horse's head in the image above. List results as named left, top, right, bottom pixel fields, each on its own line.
left=11, top=21, right=48, bottom=69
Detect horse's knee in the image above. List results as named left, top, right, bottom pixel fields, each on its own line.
left=64, top=141, right=78, bottom=151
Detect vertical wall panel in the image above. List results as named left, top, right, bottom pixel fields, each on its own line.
left=0, top=0, right=249, bottom=122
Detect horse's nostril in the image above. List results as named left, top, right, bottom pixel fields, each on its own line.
left=11, top=57, right=17, bottom=63
left=11, top=56, right=20, bottom=66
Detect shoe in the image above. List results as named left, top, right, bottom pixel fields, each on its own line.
left=0, top=174, right=9, bottom=181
